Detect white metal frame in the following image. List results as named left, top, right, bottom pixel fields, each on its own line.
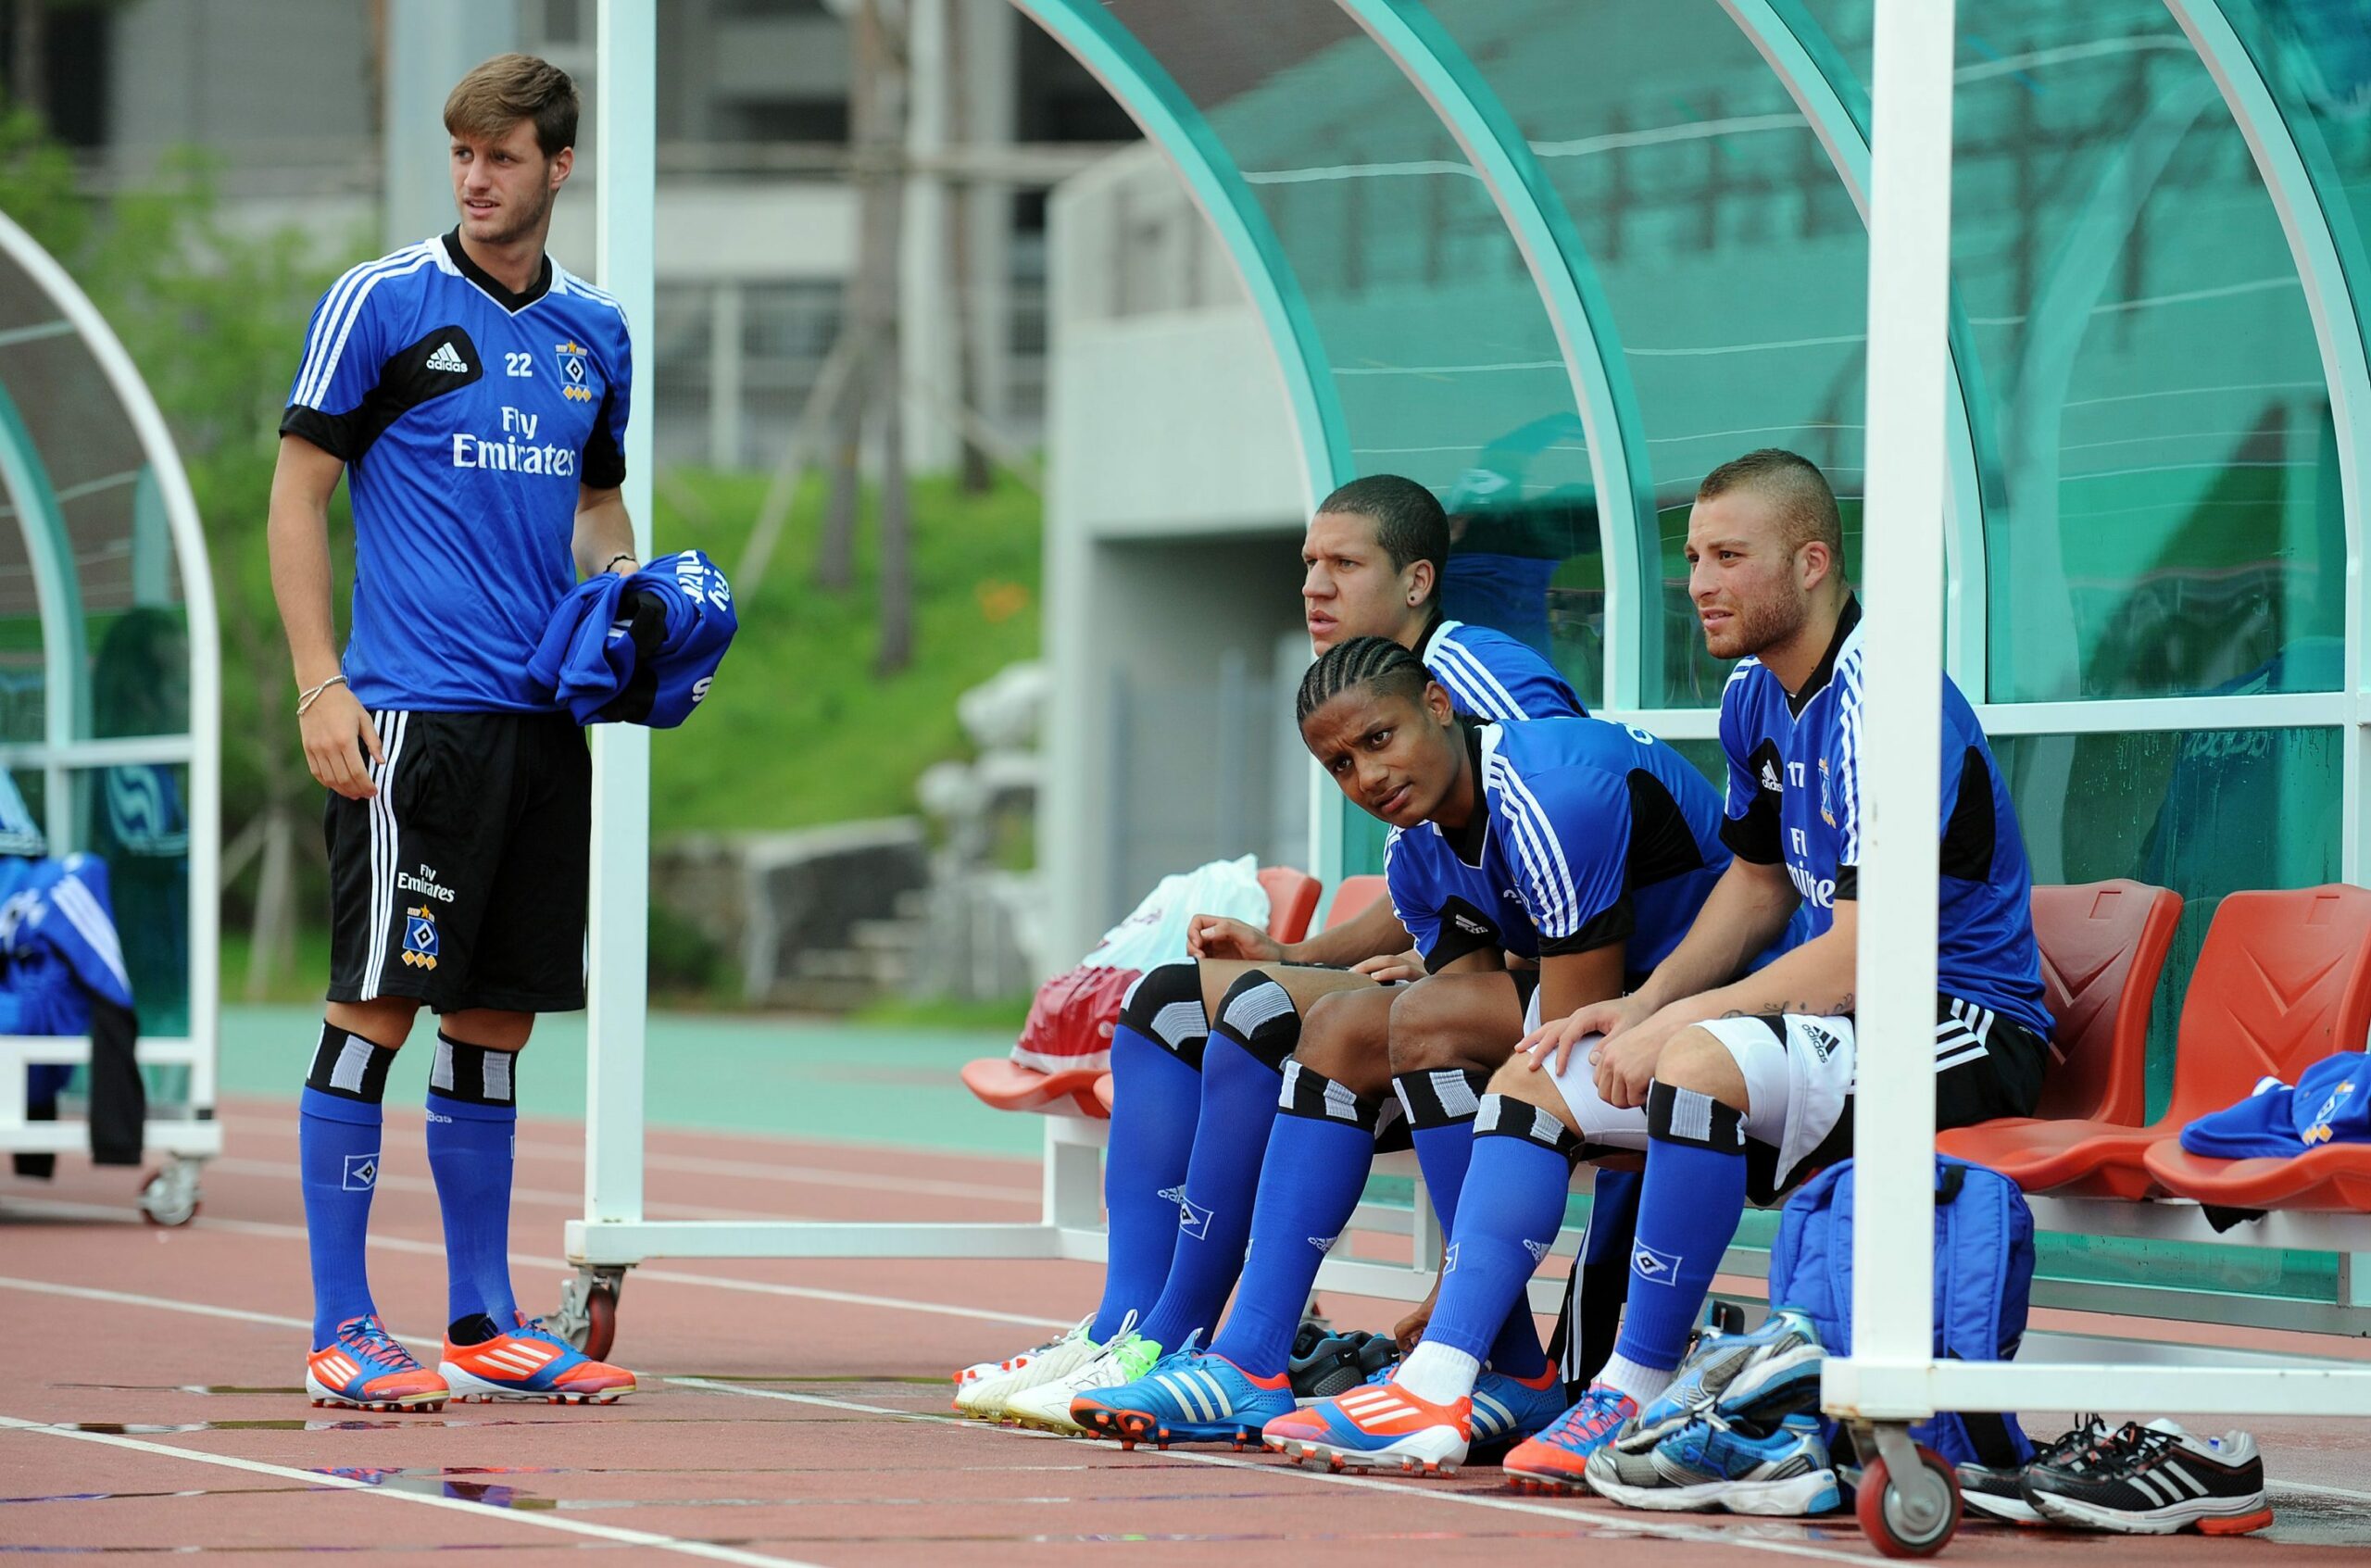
left=0, top=209, right=220, bottom=1178
left=568, top=0, right=2371, bottom=1412
left=1824, top=0, right=2371, bottom=1436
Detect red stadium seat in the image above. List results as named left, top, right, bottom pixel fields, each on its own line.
left=961, top=1057, right=1111, bottom=1118
left=1938, top=881, right=2180, bottom=1181
left=1940, top=884, right=2371, bottom=1199
left=1323, top=873, right=1389, bottom=930
left=1261, top=866, right=1323, bottom=944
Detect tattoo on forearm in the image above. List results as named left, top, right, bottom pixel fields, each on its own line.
left=1716, top=994, right=1853, bottom=1021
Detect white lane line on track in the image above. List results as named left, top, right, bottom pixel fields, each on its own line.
left=216, top=1113, right=1042, bottom=1203
left=671, top=1379, right=1874, bottom=1565
left=0, top=1411, right=824, bottom=1568
left=1, top=1196, right=1073, bottom=1331
left=10, top=1264, right=2358, bottom=1542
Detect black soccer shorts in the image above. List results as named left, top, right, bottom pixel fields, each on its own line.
left=324, top=709, right=590, bottom=1014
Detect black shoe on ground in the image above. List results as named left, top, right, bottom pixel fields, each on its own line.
left=1956, top=1413, right=2114, bottom=1526
left=1287, top=1329, right=1398, bottom=1401
left=2021, top=1418, right=2271, bottom=1536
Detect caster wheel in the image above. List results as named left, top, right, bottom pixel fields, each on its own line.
left=1857, top=1444, right=1960, bottom=1558
left=138, top=1165, right=201, bottom=1227
left=581, top=1286, right=618, bottom=1361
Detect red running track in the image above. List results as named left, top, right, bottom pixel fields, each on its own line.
left=3, top=1096, right=2369, bottom=1564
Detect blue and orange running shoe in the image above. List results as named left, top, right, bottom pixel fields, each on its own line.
left=1468, top=1365, right=1572, bottom=1449
left=307, top=1315, right=449, bottom=1411
left=1261, top=1377, right=1473, bottom=1475
left=1623, top=1306, right=1823, bottom=1452
left=1072, top=1335, right=1295, bottom=1450
left=438, top=1311, right=637, bottom=1404
left=1502, top=1383, right=1638, bottom=1494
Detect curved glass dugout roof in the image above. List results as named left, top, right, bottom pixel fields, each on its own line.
left=0, top=210, right=219, bottom=1039
left=1026, top=0, right=2371, bottom=1120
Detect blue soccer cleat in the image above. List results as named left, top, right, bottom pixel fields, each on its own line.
left=1070, top=1334, right=1297, bottom=1450
left=1587, top=1411, right=1841, bottom=1515
left=1467, top=1365, right=1572, bottom=1449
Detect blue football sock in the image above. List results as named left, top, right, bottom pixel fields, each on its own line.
left=1613, top=1083, right=1749, bottom=1373
left=1399, top=1068, right=1549, bottom=1378
left=1135, top=972, right=1300, bottom=1350
left=1207, top=1067, right=1381, bottom=1377
left=1417, top=1095, right=1578, bottom=1361
left=300, top=1022, right=398, bottom=1348
left=1092, top=1022, right=1202, bottom=1340
left=423, top=1035, right=521, bottom=1334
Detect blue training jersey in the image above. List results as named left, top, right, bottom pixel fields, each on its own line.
left=1386, top=717, right=1729, bottom=981
left=0, top=853, right=134, bottom=1035
left=1718, top=598, right=2050, bottom=1037
left=281, top=231, right=634, bottom=714
left=1420, top=616, right=1583, bottom=721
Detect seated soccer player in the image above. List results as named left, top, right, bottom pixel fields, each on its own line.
left=1045, top=634, right=1729, bottom=1456
left=958, top=477, right=1586, bottom=1424
left=1273, top=449, right=2051, bottom=1490
left=1055, top=637, right=1725, bottom=1449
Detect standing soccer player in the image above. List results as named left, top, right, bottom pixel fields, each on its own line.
left=269, top=55, right=639, bottom=1411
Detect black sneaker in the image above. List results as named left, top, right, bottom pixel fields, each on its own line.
left=1957, top=1413, right=2113, bottom=1526
left=2022, top=1419, right=2271, bottom=1535
left=1287, top=1329, right=1399, bottom=1401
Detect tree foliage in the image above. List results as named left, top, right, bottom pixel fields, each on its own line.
left=0, top=107, right=355, bottom=990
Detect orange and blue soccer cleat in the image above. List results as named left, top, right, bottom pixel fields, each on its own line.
left=1261, top=1376, right=1473, bottom=1475
left=1502, top=1383, right=1638, bottom=1494
left=307, top=1315, right=449, bottom=1411
left=438, top=1311, right=637, bottom=1404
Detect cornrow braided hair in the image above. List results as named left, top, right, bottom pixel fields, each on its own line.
left=1297, top=635, right=1431, bottom=727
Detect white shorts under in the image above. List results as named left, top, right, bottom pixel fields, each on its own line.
left=1529, top=987, right=1856, bottom=1187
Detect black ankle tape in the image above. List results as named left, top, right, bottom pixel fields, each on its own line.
left=1646, top=1081, right=1746, bottom=1151
left=429, top=1033, right=518, bottom=1106
left=307, top=1022, right=397, bottom=1103
left=1279, top=1060, right=1384, bottom=1131
left=1474, top=1092, right=1587, bottom=1165
left=1119, top=962, right=1210, bottom=1068
left=1393, top=1067, right=1489, bottom=1131
left=1211, top=971, right=1300, bottom=1072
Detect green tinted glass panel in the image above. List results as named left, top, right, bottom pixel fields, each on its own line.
left=69, top=762, right=189, bottom=1035
left=1993, top=726, right=2340, bottom=1115
left=1948, top=3, right=2334, bottom=699
left=1107, top=1, right=1594, bottom=664
left=1431, top=0, right=1869, bottom=709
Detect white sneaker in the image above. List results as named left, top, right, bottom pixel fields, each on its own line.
left=951, top=1316, right=1097, bottom=1421
left=1003, top=1327, right=1163, bottom=1436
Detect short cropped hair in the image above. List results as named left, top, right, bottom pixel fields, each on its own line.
left=445, top=54, right=579, bottom=157
left=1698, top=448, right=1843, bottom=559
left=1317, top=475, right=1449, bottom=608
left=1298, top=635, right=1432, bottom=727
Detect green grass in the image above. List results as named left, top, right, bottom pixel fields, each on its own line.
left=644, top=467, right=1043, bottom=832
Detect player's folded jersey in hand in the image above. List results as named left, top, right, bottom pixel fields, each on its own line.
left=527, top=549, right=736, bottom=728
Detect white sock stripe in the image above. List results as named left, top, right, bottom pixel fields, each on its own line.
left=330, top=1035, right=376, bottom=1094
left=1219, top=980, right=1296, bottom=1037
left=1429, top=1068, right=1480, bottom=1121
left=1148, top=1000, right=1206, bottom=1052
left=429, top=1035, right=457, bottom=1092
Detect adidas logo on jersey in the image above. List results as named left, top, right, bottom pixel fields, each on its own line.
left=426, top=341, right=470, bottom=373
left=1760, top=760, right=1781, bottom=792
left=1523, top=1237, right=1552, bottom=1263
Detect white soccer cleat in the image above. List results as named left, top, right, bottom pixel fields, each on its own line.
left=951, top=1315, right=1098, bottom=1421
left=1002, top=1327, right=1163, bottom=1436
